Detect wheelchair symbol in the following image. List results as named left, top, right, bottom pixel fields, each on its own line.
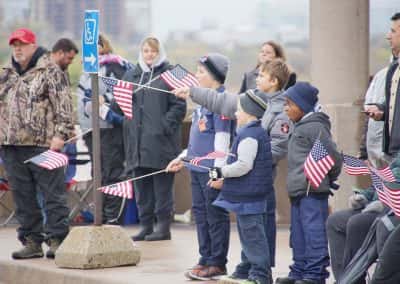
left=84, top=19, right=96, bottom=44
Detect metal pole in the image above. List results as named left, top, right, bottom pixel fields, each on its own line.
left=91, top=73, right=102, bottom=226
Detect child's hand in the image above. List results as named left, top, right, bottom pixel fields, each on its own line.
left=172, top=87, right=190, bottom=100
left=209, top=167, right=222, bottom=180
left=208, top=178, right=223, bottom=190
left=165, top=158, right=184, bottom=173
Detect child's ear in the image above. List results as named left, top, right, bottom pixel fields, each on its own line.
left=271, top=76, right=279, bottom=87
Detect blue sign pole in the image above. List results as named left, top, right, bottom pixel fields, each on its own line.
left=82, top=10, right=102, bottom=226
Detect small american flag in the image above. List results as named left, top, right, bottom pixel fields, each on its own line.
left=160, top=64, right=199, bottom=90
left=28, top=150, right=69, bottom=170
left=189, top=151, right=229, bottom=166
left=371, top=172, right=400, bottom=217
left=370, top=165, right=396, bottom=182
left=98, top=180, right=133, bottom=199
left=382, top=182, right=400, bottom=217
left=101, top=77, right=134, bottom=119
left=343, top=155, right=370, bottom=176
left=304, top=139, right=335, bottom=189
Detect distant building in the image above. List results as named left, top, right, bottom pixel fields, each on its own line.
left=1, top=0, right=30, bottom=27
left=30, top=0, right=128, bottom=42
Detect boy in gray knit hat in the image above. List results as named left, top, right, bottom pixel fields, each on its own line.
left=208, top=90, right=274, bottom=284
left=166, top=53, right=235, bottom=281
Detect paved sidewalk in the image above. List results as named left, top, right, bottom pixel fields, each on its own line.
left=0, top=224, right=334, bottom=284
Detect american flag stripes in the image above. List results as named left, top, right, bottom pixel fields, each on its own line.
left=343, top=155, right=370, bottom=175
left=304, top=139, right=335, bottom=189
left=189, top=151, right=229, bottom=166
left=98, top=180, right=133, bottom=199
left=28, top=150, right=69, bottom=170
left=371, top=173, right=400, bottom=217
left=370, top=165, right=396, bottom=182
left=101, top=77, right=134, bottom=119
left=381, top=182, right=400, bottom=217
left=160, top=64, right=199, bottom=90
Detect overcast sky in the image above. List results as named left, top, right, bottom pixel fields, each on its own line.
left=151, top=0, right=309, bottom=39
left=150, top=0, right=399, bottom=39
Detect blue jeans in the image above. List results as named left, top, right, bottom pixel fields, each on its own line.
left=289, top=195, right=329, bottom=283
left=265, top=190, right=276, bottom=267
left=234, top=213, right=271, bottom=284
left=191, top=171, right=230, bottom=266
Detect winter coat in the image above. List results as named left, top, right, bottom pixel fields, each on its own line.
left=239, top=68, right=258, bottom=93
left=287, top=112, right=342, bottom=199
left=0, top=48, right=74, bottom=146
left=364, top=67, right=389, bottom=167
left=378, top=60, right=400, bottom=156
left=122, top=40, right=186, bottom=169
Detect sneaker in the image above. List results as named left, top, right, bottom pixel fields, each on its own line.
left=188, top=265, right=227, bottom=281
left=239, top=280, right=262, bottom=284
left=12, top=238, right=44, bottom=260
left=184, top=264, right=207, bottom=279
left=46, top=238, right=62, bottom=259
left=218, top=274, right=246, bottom=284
left=275, top=277, right=297, bottom=284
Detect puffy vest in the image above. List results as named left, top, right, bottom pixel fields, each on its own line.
left=221, top=120, right=273, bottom=203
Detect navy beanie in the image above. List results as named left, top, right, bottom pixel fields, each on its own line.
left=199, top=53, right=229, bottom=84
left=285, top=81, right=319, bottom=113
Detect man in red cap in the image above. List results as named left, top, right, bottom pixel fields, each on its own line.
left=0, top=28, right=74, bottom=260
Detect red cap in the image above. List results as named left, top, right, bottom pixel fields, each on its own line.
left=9, top=28, right=36, bottom=45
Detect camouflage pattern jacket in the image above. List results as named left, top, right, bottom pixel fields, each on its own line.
left=0, top=51, right=74, bottom=147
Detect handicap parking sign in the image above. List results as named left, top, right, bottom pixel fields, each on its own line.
left=82, top=10, right=99, bottom=73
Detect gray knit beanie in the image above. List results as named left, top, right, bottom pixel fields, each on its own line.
left=239, top=90, right=269, bottom=118
left=199, top=53, right=229, bottom=84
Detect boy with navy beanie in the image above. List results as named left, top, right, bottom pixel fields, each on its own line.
left=167, top=53, right=234, bottom=281
left=207, top=90, right=274, bottom=284
left=276, top=82, right=342, bottom=284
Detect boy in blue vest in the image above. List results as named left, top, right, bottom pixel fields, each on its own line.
left=276, top=82, right=342, bottom=284
left=208, top=90, right=273, bottom=284
left=166, top=53, right=235, bottom=280
left=173, top=60, right=292, bottom=267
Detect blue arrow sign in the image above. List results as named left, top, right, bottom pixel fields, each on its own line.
left=82, top=10, right=99, bottom=73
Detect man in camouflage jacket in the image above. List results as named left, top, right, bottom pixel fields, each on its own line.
left=0, top=28, right=74, bottom=260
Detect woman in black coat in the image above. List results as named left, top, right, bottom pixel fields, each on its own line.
left=239, top=40, right=296, bottom=93
left=123, top=36, right=186, bottom=241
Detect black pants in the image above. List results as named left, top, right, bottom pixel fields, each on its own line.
left=84, top=128, right=125, bottom=223
left=133, top=167, right=174, bottom=225
left=0, top=146, right=69, bottom=244
left=371, top=222, right=400, bottom=284
left=326, top=209, right=379, bottom=282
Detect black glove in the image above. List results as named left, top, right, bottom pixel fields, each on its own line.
left=330, top=181, right=340, bottom=190
left=209, top=167, right=222, bottom=181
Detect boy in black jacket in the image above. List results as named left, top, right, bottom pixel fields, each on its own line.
left=276, top=82, right=342, bottom=284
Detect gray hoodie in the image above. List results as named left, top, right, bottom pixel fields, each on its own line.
left=189, top=87, right=291, bottom=165
left=287, top=112, right=342, bottom=199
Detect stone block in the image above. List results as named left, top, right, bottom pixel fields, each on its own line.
left=55, top=225, right=140, bottom=269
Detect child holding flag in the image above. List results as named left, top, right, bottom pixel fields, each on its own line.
left=208, top=90, right=274, bottom=284
left=276, top=82, right=342, bottom=284
left=173, top=59, right=292, bottom=267
left=167, top=53, right=235, bottom=280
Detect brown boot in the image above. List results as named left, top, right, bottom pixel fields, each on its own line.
left=46, top=238, right=62, bottom=259
left=12, top=238, right=44, bottom=260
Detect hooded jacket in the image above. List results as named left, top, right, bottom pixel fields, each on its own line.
left=0, top=48, right=74, bottom=146
left=122, top=36, right=186, bottom=169
left=287, top=112, right=342, bottom=199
